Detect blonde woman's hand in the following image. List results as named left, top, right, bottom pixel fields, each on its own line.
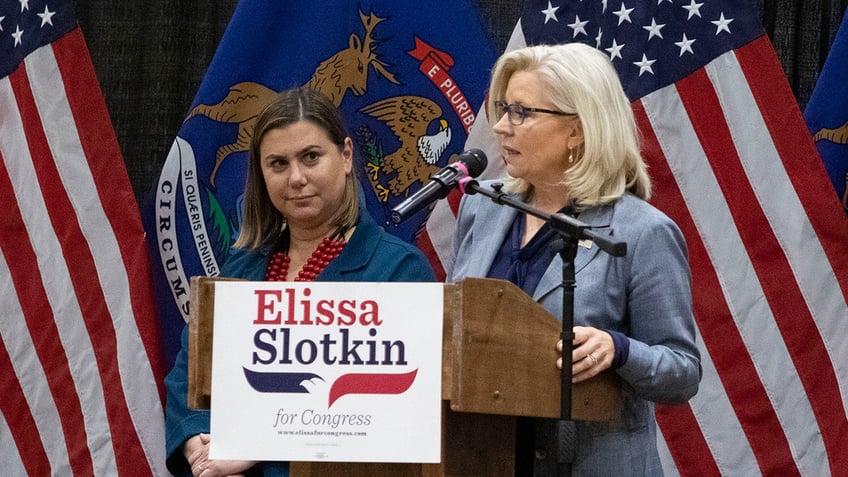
left=556, top=326, right=614, bottom=383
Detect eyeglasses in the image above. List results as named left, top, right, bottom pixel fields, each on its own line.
left=494, top=101, right=575, bottom=126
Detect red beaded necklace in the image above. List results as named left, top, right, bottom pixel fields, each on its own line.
left=265, top=237, right=346, bottom=282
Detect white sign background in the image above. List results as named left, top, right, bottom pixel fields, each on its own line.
left=209, top=281, right=443, bottom=463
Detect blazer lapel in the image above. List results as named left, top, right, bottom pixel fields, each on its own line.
left=468, top=201, right=518, bottom=277
left=533, top=202, right=616, bottom=301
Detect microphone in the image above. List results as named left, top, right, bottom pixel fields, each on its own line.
left=390, top=148, right=488, bottom=224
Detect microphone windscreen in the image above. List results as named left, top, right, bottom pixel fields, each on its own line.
left=459, top=149, right=487, bottom=177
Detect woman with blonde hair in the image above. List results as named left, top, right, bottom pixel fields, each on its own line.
left=449, top=43, right=701, bottom=476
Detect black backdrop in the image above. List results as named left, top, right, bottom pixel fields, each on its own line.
left=74, top=0, right=846, bottom=203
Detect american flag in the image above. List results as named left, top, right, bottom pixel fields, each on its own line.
left=436, top=0, right=848, bottom=475
left=0, top=1, right=166, bottom=475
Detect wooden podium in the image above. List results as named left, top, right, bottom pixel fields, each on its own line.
left=188, top=276, right=621, bottom=477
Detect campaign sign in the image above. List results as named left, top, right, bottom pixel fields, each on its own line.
left=209, top=281, right=443, bottom=463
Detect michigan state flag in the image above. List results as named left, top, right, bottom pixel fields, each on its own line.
left=144, top=1, right=497, bottom=364
left=805, top=12, right=848, bottom=215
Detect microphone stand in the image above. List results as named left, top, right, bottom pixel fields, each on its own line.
left=462, top=181, right=626, bottom=420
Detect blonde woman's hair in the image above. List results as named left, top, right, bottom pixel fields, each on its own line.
left=487, top=42, right=651, bottom=207
left=234, top=87, right=359, bottom=250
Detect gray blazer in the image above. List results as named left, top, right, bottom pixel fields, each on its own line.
left=447, top=181, right=701, bottom=476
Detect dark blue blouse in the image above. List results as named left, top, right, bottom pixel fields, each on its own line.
left=486, top=210, right=629, bottom=369
left=487, top=212, right=561, bottom=297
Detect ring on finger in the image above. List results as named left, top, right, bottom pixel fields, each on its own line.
left=587, top=353, right=598, bottom=366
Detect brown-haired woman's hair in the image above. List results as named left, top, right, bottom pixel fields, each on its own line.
left=233, top=87, right=359, bottom=250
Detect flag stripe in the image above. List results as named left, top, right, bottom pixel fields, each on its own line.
left=644, top=103, right=774, bottom=474
left=735, top=36, right=848, bottom=402
left=52, top=28, right=167, bottom=396
left=11, top=47, right=145, bottom=473
left=707, top=41, right=847, bottom=473
left=0, top=260, right=80, bottom=475
left=0, top=409, right=31, bottom=476
left=635, top=101, right=732, bottom=476
left=423, top=198, right=456, bottom=278
left=415, top=227, right=447, bottom=280
left=639, top=77, right=811, bottom=475
left=736, top=41, right=848, bottom=297
left=1, top=3, right=166, bottom=474
left=666, top=333, right=759, bottom=476
left=656, top=405, right=720, bottom=477
left=0, top=29, right=166, bottom=476
left=0, top=204, right=91, bottom=476
left=20, top=46, right=150, bottom=477
left=49, top=30, right=167, bottom=471
left=635, top=92, right=801, bottom=475
left=634, top=90, right=791, bottom=475
left=682, top=56, right=832, bottom=475
left=1, top=67, right=98, bottom=476
left=0, top=307, right=51, bottom=476
left=648, top=39, right=848, bottom=474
